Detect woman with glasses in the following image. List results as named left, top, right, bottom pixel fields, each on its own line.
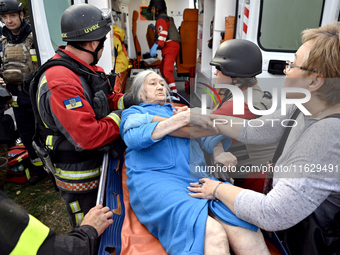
left=189, top=22, right=340, bottom=255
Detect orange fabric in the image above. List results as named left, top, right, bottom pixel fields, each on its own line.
left=114, top=71, right=128, bottom=93
left=146, top=26, right=156, bottom=50
left=176, top=9, right=198, bottom=75
left=221, top=16, right=235, bottom=44
left=132, top=10, right=161, bottom=69
left=120, top=163, right=167, bottom=255
left=132, top=10, right=142, bottom=66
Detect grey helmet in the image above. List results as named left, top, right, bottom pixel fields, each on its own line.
left=61, top=3, right=112, bottom=42
left=210, top=39, right=262, bottom=77
left=0, top=0, right=24, bottom=15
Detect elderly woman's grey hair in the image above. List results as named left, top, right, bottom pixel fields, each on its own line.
left=130, top=69, right=171, bottom=104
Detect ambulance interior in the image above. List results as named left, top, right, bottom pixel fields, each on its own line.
left=29, top=0, right=340, bottom=108
left=30, top=0, right=196, bottom=103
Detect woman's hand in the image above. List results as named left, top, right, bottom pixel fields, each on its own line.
left=190, top=111, right=217, bottom=132
left=215, top=151, right=238, bottom=167
left=151, top=108, right=190, bottom=140
left=187, top=178, right=220, bottom=200
left=171, top=107, right=190, bottom=126
left=173, top=105, right=189, bottom=115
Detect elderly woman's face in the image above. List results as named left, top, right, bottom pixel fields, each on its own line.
left=140, top=73, right=167, bottom=104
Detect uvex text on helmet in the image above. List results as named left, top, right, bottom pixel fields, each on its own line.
left=0, top=0, right=24, bottom=15
left=61, top=3, right=112, bottom=42
left=148, top=0, right=167, bottom=12
left=210, top=39, right=262, bottom=78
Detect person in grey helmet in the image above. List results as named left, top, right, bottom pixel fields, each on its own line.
left=204, top=39, right=276, bottom=193
left=32, top=3, right=135, bottom=229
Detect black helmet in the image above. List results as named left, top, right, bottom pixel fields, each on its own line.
left=210, top=39, right=262, bottom=78
left=0, top=0, right=24, bottom=15
left=148, top=0, right=167, bottom=13
left=61, top=3, right=112, bottom=42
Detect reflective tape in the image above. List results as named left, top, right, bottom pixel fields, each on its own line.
left=108, top=112, right=121, bottom=128
left=118, top=96, right=125, bottom=110
left=69, top=201, right=81, bottom=213
left=45, top=135, right=53, bottom=150
left=243, top=6, right=250, bottom=35
left=54, top=167, right=101, bottom=180
left=10, top=215, right=49, bottom=255
left=56, top=179, right=99, bottom=192
left=75, top=212, right=84, bottom=227
left=31, top=158, right=43, bottom=166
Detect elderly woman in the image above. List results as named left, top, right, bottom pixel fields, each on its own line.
left=189, top=22, right=340, bottom=255
left=120, top=70, right=269, bottom=255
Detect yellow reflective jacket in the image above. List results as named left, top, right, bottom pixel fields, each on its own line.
left=113, top=24, right=129, bottom=73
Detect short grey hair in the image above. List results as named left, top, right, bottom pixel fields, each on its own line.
left=130, top=69, right=171, bottom=104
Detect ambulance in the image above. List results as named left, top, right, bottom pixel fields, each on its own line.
left=27, top=0, right=340, bottom=254
left=28, top=0, right=340, bottom=104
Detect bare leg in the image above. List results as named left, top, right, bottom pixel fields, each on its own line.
left=215, top=217, right=270, bottom=255
left=204, top=216, right=230, bottom=255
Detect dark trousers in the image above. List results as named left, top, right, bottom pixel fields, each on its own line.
left=0, top=144, right=8, bottom=190
left=11, top=91, right=44, bottom=177
left=60, top=188, right=98, bottom=228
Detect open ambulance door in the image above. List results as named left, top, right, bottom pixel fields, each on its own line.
left=235, top=0, right=340, bottom=93
left=28, top=0, right=115, bottom=73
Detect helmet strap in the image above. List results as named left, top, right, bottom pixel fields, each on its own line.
left=72, top=37, right=105, bottom=65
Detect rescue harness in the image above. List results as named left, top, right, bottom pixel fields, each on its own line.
left=29, top=50, right=114, bottom=167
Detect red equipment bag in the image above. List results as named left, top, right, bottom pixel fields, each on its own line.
left=6, top=144, right=31, bottom=184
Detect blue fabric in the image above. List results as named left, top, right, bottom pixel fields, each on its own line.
left=150, top=43, right=158, bottom=57
left=120, top=103, right=257, bottom=255
left=123, top=112, right=154, bottom=133
left=199, top=135, right=233, bottom=154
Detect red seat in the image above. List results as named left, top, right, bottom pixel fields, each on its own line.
left=176, top=9, right=199, bottom=93
left=132, top=10, right=161, bottom=68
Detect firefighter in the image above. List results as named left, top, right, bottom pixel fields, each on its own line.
left=0, top=190, right=113, bottom=255
left=148, top=0, right=181, bottom=94
left=33, top=3, right=133, bottom=228
left=0, top=0, right=45, bottom=185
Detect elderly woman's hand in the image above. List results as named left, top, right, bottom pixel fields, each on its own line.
left=187, top=178, right=221, bottom=200
left=173, top=105, right=189, bottom=115
left=172, top=107, right=190, bottom=126
left=215, top=152, right=238, bottom=167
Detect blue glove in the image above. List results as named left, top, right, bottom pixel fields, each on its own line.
left=150, top=43, right=158, bottom=57
left=123, top=113, right=155, bottom=133
left=148, top=23, right=155, bottom=30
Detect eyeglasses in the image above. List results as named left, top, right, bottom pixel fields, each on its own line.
left=285, top=60, right=316, bottom=73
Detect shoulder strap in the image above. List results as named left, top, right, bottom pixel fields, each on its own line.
left=30, top=57, right=83, bottom=146
left=271, top=111, right=340, bottom=164
left=272, top=108, right=301, bottom=164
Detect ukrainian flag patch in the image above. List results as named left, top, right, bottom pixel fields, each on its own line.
left=64, top=96, right=83, bottom=110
